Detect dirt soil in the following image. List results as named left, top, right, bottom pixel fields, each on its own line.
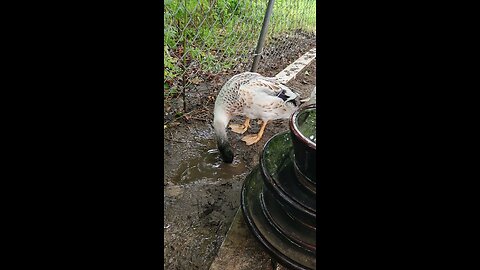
left=164, top=35, right=316, bottom=270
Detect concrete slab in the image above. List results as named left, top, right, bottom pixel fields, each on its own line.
left=209, top=208, right=272, bottom=270
left=209, top=208, right=290, bottom=270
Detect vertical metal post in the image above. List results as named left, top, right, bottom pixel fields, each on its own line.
left=251, top=0, right=275, bottom=72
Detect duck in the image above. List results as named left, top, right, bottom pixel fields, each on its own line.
left=213, top=72, right=301, bottom=163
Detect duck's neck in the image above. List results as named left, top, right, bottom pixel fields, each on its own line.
left=213, top=107, right=234, bottom=163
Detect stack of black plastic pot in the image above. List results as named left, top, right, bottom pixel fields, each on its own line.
left=241, top=104, right=316, bottom=270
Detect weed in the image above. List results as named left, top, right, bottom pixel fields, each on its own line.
left=163, top=0, right=316, bottom=100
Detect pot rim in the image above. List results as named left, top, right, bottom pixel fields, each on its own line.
left=289, top=104, right=316, bottom=150
left=292, top=160, right=316, bottom=194
left=260, top=132, right=316, bottom=218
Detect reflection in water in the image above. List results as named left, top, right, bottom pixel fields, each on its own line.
left=172, top=140, right=248, bottom=184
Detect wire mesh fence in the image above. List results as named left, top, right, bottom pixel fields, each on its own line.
left=164, top=0, right=316, bottom=112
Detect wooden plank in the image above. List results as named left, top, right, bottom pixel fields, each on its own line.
left=274, top=47, right=316, bottom=84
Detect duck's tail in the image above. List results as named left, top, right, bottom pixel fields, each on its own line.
left=213, top=104, right=234, bottom=163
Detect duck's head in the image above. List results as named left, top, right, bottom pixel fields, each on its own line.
left=217, top=138, right=234, bottom=163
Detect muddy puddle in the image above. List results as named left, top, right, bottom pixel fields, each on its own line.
left=172, top=140, right=248, bottom=185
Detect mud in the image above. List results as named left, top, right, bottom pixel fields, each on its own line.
left=164, top=35, right=316, bottom=269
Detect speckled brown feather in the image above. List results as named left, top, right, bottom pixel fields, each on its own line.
left=215, top=72, right=298, bottom=118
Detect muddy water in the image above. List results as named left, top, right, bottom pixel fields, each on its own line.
left=164, top=137, right=252, bottom=270
left=171, top=140, right=248, bottom=184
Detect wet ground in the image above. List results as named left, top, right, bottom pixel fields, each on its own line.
left=164, top=36, right=316, bottom=269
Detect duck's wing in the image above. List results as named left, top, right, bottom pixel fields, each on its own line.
left=240, top=77, right=298, bottom=103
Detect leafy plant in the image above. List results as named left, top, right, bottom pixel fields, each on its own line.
left=163, top=0, right=316, bottom=106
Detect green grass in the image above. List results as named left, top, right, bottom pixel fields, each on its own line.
left=164, top=0, right=316, bottom=98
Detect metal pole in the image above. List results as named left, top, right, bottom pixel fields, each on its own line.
left=251, top=0, right=275, bottom=72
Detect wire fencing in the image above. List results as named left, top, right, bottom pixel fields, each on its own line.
left=164, top=0, right=316, bottom=112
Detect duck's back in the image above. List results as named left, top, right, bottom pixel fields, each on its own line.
left=215, top=72, right=298, bottom=120
left=215, top=72, right=261, bottom=115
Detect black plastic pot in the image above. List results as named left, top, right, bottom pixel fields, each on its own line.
left=241, top=131, right=317, bottom=270
left=259, top=133, right=316, bottom=230
left=241, top=166, right=316, bottom=270
left=289, top=104, right=316, bottom=183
